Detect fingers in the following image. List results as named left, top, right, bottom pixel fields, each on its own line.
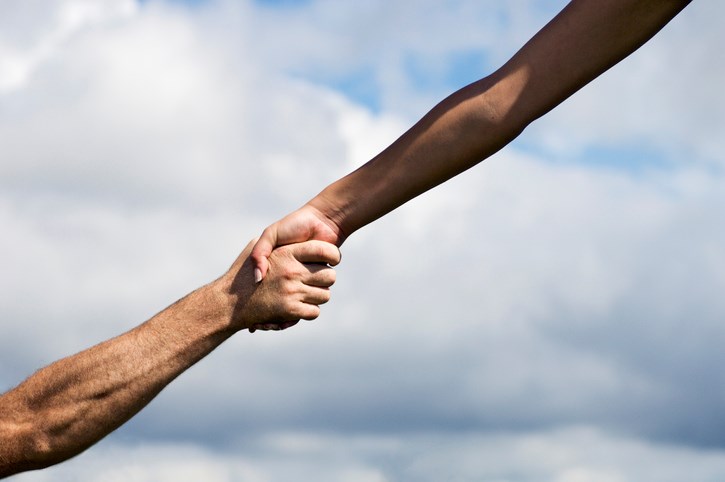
left=248, top=300, right=322, bottom=333
left=253, top=205, right=344, bottom=283
left=300, top=284, right=332, bottom=306
left=303, top=263, right=337, bottom=288
left=246, top=239, right=341, bottom=334
left=250, top=227, right=277, bottom=283
left=247, top=285, right=330, bottom=333
left=287, top=240, right=342, bottom=266
left=250, top=320, right=299, bottom=332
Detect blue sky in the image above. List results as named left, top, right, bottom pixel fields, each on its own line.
left=2, top=1, right=724, bottom=481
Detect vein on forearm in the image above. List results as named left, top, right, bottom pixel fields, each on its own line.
left=0, top=284, right=232, bottom=474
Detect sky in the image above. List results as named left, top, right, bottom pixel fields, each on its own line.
left=1, top=0, right=724, bottom=480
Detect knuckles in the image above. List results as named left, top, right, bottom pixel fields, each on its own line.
left=322, top=268, right=337, bottom=286
left=299, top=305, right=321, bottom=321
left=318, top=290, right=332, bottom=304
left=316, top=244, right=341, bottom=266
left=248, top=241, right=340, bottom=326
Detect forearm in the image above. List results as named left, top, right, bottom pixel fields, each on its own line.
left=0, top=283, right=233, bottom=476
left=309, top=0, right=691, bottom=237
left=309, top=74, right=516, bottom=237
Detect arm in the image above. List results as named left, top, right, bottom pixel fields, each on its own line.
left=0, top=239, right=340, bottom=477
left=251, top=0, right=692, bottom=280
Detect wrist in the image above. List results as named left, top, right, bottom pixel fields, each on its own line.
left=195, top=279, right=240, bottom=336
left=306, top=186, right=354, bottom=244
left=309, top=151, right=399, bottom=237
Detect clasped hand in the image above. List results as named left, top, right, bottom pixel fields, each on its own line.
left=217, top=236, right=341, bottom=333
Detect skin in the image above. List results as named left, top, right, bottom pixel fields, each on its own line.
left=0, top=239, right=340, bottom=478
left=251, top=0, right=693, bottom=282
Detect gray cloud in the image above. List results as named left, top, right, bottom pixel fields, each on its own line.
left=1, top=0, right=724, bottom=479
left=113, top=153, right=724, bottom=448
left=13, top=428, right=725, bottom=482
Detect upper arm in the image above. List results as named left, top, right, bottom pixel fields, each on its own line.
left=496, top=0, right=693, bottom=125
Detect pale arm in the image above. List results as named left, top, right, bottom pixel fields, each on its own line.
left=0, top=239, right=340, bottom=477
left=252, top=0, right=692, bottom=280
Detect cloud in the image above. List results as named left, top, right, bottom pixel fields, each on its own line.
left=238, top=0, right=570, bottom=115
left=0, top=0, right=139, bottom=93
left=73, top=151, right=724, bottom=449
left=12, top=427, right=725, bottom=482
left=1, top=0, right=724, bottom=479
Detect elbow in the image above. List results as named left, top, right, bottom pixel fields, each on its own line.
left=461, top=71, right=535, bottom=140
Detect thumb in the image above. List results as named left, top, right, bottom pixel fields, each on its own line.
left=250, top=227, right=277, bottom=283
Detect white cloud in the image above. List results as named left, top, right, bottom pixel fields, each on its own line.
left=240, top=0, right=570, bottom=116
left=1, top=0, right=724, bottom=479
left=0, top=0, right=138, bottom=93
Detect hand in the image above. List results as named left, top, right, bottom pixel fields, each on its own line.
left=251, top=204, right=344, bottom=283
left=218, top=238, right=341, bottom=332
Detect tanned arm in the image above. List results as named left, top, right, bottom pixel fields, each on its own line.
left=0, top=239, right=340, bottom=477
left=251, top=0, right=693, bottom=281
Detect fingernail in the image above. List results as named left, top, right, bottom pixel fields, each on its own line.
left=254, top=268, right=262, bottom=283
